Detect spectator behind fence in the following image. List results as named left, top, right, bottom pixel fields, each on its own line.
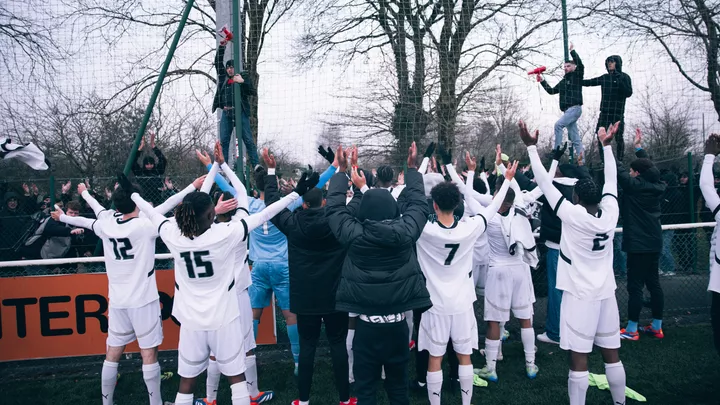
left=213, top=31, right=260, bottom=170
left=676, top=171, right=699, bottom=272
left=132, top=132, right=167, bottom=206
left=659, top=173, right=684, bottom=276
left=618, top=129, right=667, bottom=341
left=0, top=191, right=34, bottom=261
left=41, top=201, right=96, bottom=260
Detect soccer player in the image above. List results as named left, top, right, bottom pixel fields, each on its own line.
left=416, top=154, right=516, bottom=405
left=698, top=134, right=720, bottom=357
left=195, top=147, right=274, bottom=405
left=130, top=147, right=318, bottom=405
left=521, top=120, right=627, bottom=405
left=52, top=175, right=206, bottom=405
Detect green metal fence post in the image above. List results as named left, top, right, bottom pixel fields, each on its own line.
left=561, top=0, right=569, bottom=62
left=232, top=0, right=247, bottom=188
left=94, top=0, right=196, bottom=256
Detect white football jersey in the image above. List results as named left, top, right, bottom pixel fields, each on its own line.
left=417, top=215, right=488, bottom=315
left=555, top=194, right=619, bottom=300
left=158, top=218, right=248, bottom=330
left=486, top=214, right=525, bottom=266
left=92, top=212, right=159, bottom=309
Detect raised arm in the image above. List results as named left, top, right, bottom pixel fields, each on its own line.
left=540, top=79, right=559, bottom=95
left=153, top=181, right=200, bottom=216
left=57, top=213, right=96, bottom=230
left=77, top=183, right=107, bottom=217
left=527, top=146, right=563, bottom=209
left=479, top=179, right=511, bottom=224
left=582, top=76, right=602, bottom=87
left=479, top=172, right=491, bottom=195
left=601, top=145, right=618, bottom=198
left=464, top=170, right=484, bottom=216
left=242, top=172, right=318, bottom=234
left=221, top=163, right=249, bottom=210
left=131, top=192, right=167, bottom=230
left=701, top=135, right=720, bottom=219
left=201, top=162, right=219, bottom=194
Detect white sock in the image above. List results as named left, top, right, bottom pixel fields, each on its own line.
left=521, top=328, right=536, bottom=365
left=101, top=360, right=119, bottom=405
left=605, top=362, right=627, bottom=405
left=426, top=370, right=443, bottom=405
left=174, top=392, right=194, bottom=405
left=245, top=355, right=260, bottom=397
left=458, top=364, right=473, bottom=405
left=484, top=339, right=500, bottom=371
left=231, top=381, right=251, bottom=405
left=298, top=401, right=310, bottom=405
left=347, top=329, right=355, bottom=381
left=142, top=362, right=162, bottom=405
left=206, top=359, right=221, bottom=402
left=568, top=370, right=589, bottom=405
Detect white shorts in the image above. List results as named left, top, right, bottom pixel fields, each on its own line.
left=178, top=316, right=246, bottom=378
left=472, top=263, right=489, bottom=296
left=560, top=291, right=621, bottom=354
left=107, top=300, right=163, bottom=349
left=484, top=263, right=535, bottom=322
left=418, top=308, right=478, bottom=356
left=237, top=289, right=257, bottom=352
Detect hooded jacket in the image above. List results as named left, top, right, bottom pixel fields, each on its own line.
left=618, top=149, right=666, bottom=253
left=582, top=55, right=633, bottom=117
left=212, top=45, right=256, bottom=114
left=0, top=192, right=33, bottom=256
left=264, top=173, right=346, bottom=315
left=540, top=50, right=584, bottom=112
left=326, top=168, right=432, bottom=316
left=660, top=173, right=686, bottom=225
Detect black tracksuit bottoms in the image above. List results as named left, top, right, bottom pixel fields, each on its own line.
left=297, top=312, right=350, bottom=402
left=627, top=252, right=664, bottom=322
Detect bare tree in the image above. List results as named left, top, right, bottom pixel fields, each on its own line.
left=585, top=0, right=720, bottom=122
left=298, top=0, right=441, bottom=161
left=0, top=2, right=64, bottom=83
left=429, top=0, right=600, bottom=151
left=638, top=89, right=696, bottom=165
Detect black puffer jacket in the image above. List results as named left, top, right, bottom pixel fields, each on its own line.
left=541, top=50, right=584, bottom=111
left=265, top=174, right=346, bottom=315
left=582, top=55, right=633, bottom=117
left=618, top=149, right=666, bottom=253
left=326, top=168, right=432, bottom=316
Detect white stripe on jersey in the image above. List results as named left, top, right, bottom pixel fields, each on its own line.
left=417, top=215, right=487, bottom=315
left=159, top=219, right=246, bottom=330
left=555, top=194, right=619, bottom=300
left=92, top=212, right=159, bottom=309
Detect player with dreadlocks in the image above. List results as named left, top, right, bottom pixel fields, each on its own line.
left=521, top=120, right=628, bottom=405
left=130, top=141, right=319, bottom=405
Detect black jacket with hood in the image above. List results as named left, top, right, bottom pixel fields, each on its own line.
left=212, top=45, right=256, bottom=115
left=540, top=50, right=584, bottom=112
left=582, top=55, right=633, bottom=117
left=326, top=168, right=432, bottom=316
left=618, top=149, right=666, bottom=253
left=264, top=173, right=346, bottom=315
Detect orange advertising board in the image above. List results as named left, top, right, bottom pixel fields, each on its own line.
left=0, top=270, right=276, bottom=361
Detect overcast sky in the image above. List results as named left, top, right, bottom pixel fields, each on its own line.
left=4, top=0, right=719, bottom=165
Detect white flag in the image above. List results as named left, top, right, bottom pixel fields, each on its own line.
left=1, top=138, right=50, bottom=170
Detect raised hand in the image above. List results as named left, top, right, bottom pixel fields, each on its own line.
left=598, top=124, right=616, bottom=147
left=262, top=148, right=277, bottom=169
left=71, top=228, right=84, bottom=235
left=149, top=131, right=156, bottom=149
left=138, top=137, right=145, bottom=151
left=31, top=183, right=39, bottom=195
left=294, top=172, right=320, bottom=196
left=336, top=145, right=348, bottom=172
left=317, top=145, right=335, bottom=165
left=429, top=156, right=437, bottom=173
left=423, top=142, right=436, bottom=158
left=407, top=141, right=418, bottom=169
left=495, top=144, right=503, bottom=166
left=62, top=180, right=72, bottom=195
left=51, top=206, right=64, bottom=221
left=192, top=175, right=207, bottom=190
left=214, top=140, right=225, bottom=165
left=77, top=182, right=88, bottom=195
left=437, top=144, right=452, bottom=165
left=518, top=120, right=538, bottom=146
left=705, top=134, right=720, bottom=156
left=504, top=160, right=520, bottom=180
left=465, top=151, right=477, bottom=172
left=117, top=173, right=133, bottom=192
left=351, top=166, right=366, bottom=190
left=569, top=42, right=574, bottom=52
left=196, top=149, right=211, bottom=166
left=22, top=183, right=30, bottom=195
left=397, top=171, right=405, bottom=185
left=215, top=194, right=239, bottom=215
left=552, top=142, right=568, bottom=160
left=350, top=145, right=359, bottom=168
left=634, top=128, right=642, bottom=149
